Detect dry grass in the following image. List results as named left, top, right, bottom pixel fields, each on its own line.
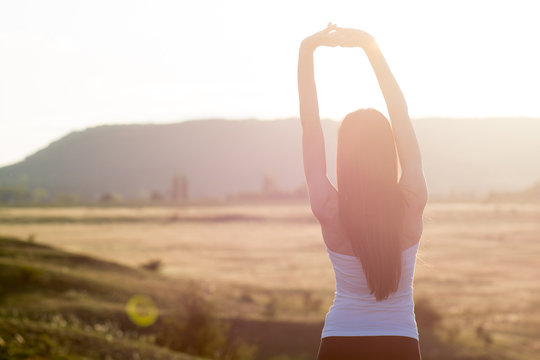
left=1, top=202, right=539, bottom=359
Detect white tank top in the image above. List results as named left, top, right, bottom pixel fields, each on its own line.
left=321, top=242, right=420, bottom=340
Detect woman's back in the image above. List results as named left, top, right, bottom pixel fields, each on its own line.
left=322, top=241, right=420, bottom=339
left=316, top=181, right=423, bottom=339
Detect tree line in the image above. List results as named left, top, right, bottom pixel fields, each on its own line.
left=0, top=173, right=310, bottom=206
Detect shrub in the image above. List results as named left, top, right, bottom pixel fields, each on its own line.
left=155, top=287, right=256, bottom=360
left=139, top=259, right=162, bottom=272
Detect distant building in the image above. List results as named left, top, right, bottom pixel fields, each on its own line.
left=171, top=174, right=189, bottom=201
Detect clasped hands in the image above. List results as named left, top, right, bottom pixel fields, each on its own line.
left=300, top=22, right=376, bottom=51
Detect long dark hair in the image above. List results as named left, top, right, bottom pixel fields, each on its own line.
left=337, top=108, right=405, bottom=301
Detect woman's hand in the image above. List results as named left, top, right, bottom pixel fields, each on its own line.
left=332, top=27, right=376, bottom=50
left=300, top=22, right=339, bottom=52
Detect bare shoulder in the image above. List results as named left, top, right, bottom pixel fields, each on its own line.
left=399, top=175, right=428, bottom=213
left=309, top=185, right=346, bottom=250
left=400, top=197, right=425, bottom=250
left=309, top=180, right=339, bottom=225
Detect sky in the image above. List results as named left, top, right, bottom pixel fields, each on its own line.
left=1, top=0, right=539, bottom=167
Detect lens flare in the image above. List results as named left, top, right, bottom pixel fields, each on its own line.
left=125, top=294, right=158, bottom=327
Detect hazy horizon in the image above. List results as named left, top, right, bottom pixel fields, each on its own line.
left=3, top=115, right=540, bottom=169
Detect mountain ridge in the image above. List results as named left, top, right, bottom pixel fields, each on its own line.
left=2, top=117, right=540, bottom=200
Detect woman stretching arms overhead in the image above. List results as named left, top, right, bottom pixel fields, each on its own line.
left=298, top=23, right=428, bottom=360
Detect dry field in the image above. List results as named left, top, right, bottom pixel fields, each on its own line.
left=1, top=202, right=539, bottom=359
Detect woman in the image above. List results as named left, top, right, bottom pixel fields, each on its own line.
left=298, top=23, right=428, bottom=360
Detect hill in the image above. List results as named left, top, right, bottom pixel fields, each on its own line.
left=1, top=117, right=540, bottom=200
left=488, top=179, right=540, bottom=201
left=0, top=235, right=208, bottom=359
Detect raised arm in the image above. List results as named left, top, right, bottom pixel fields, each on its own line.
left=298, top=24, right=339, bottom=222
left=334, top=28, right=428, bottom=209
